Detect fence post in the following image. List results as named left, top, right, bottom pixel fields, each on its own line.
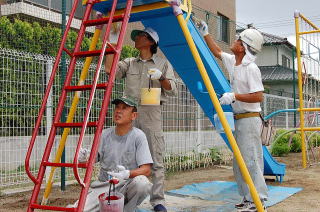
left=197, top=105, right=202, bottom=153
left=60, top=0, right=67, bottom=191
left=263, top=95, right=267, bottom=117
left=45, top=59, right=53, bottom=184
left=285, top=98, right=289, bottom=129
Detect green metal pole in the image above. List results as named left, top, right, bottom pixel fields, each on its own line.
left=60, top=0, right=67, bottom=191
left=292, top=47, right=297, bottom=127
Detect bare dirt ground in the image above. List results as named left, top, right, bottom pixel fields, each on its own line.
left=1, top=153, right=320, bottom=211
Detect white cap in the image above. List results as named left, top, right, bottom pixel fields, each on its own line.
left=131, top=27, right=159, bottom=44
left=239, top=28, right=264, bottom=53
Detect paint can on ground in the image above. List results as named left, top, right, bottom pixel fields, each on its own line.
left=98, top=192, right=124, bottom=212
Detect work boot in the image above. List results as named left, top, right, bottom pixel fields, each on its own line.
left=154, top=204, right=167, bottom=212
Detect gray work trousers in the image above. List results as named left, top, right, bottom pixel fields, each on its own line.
left=134, top=105, right=165, bottom=207
left=233, top=117, right=268, bottom=202
left=71, top=175, right=152, bottom=212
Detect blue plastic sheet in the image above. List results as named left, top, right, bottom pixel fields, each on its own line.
left=137, top=181, right=302, bottom=212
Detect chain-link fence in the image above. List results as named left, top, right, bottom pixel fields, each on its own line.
left=0, top=47, right=302, bottom=189
left=0, top=0, right=239, bottom=190
left=1, top=0, right=313, bottom=191
left=0, top=47, right=223, bottom=189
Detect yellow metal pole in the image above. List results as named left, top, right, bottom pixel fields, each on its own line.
left=41, top=29, right=102, bottom=204
left=298, top=29, right=320, bottom=35
left=297, top=127, right=320, bottom=131
left=298, top=108, right=320, bottom=112
left=175, top=14, right=264, bottom=212
left=294, top=11, right=307, bottom=168
left=299, top=13, right=320, bottom=30
left=185, top=0, right=192, bottom=22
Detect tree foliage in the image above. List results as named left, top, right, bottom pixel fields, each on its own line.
left=0, top=16, right=139, bottom=136
left=0, top=16, right=138, bottom=57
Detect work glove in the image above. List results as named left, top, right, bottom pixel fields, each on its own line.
left=107, top=165, right=130, bottom=181
left=147, top=68, right=163, bottom=80
left=219, top=92, right=235, bottom=105
left=95, top=11, right=103, bottom=30
left=168, top=0, right=182, bottom=16
left=109, top=22, right=121, bottom=44
left=197, top=20, right=209, bottom=36
left=78, top=148, right=90, bottom=163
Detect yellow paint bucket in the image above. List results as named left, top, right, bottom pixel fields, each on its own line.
left=140, top=88, right=161, bottom=105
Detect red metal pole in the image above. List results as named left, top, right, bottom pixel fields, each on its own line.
left=76, top=0, right=133, bottom=210
left=26, top=0, right=93, bottom=210
left=25, top=0, right=80, bottom=185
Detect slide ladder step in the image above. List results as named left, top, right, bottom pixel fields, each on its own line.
left=42, top=161, right=88, bottom=168
left=74, top=48, right=116, bottom=57
left=65, top=83, right=108, bottom=91
left=30, top=204, right=76, bottom=211
left=54, top=122, right=98, bottom=128
left=83, top=14, right=125, bottom=27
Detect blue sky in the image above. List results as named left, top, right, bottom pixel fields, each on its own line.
left=236, top=0, right=320, bottom=37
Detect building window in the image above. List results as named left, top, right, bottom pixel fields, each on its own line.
left=217, top=13, right=229, bottom=44
left=282, top=55, right=290, bottom=68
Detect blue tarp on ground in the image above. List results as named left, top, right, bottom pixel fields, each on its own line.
left=137, top=181, right=302, bottom=212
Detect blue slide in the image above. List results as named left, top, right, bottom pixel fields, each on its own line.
left=94, top=1, right=285, bottom=181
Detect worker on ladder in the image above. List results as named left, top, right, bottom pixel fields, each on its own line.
left=197, top=21, right=268, bottom=212
left=105, top=26, right=177, bottom=212
left=69, top=96, right=154, bottom=212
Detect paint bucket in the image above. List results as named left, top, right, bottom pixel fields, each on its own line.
left=214, top=112, right=235, bottom=133
left=140, top=88, right=161, bottom=105
left=98, top=192, right=124, bottom=212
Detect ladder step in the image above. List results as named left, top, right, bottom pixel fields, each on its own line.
left=74, top=48, right=115, bottom=57
left=83, top=15, right=125, bottom=27
left=65, top=83, right=108, bottom=91
left=54, top=122, right=98, bottom=128
left=42, top=161, right=88, bottom=168
left=30, top=203, right=76, bottom=211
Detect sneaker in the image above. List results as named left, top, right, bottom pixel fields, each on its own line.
left=154, top=204, right=167, bottom=212
left=237, top=202, right=257, bottom=212
left=235, top=198, right=249, bottom=209
left=237, top=202, right=267, bottom=212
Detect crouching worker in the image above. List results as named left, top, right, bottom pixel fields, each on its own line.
left=70, top=96, right=153, bottom=212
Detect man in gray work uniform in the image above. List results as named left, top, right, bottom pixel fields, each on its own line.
left=106, top=27, right=177, bottom=212
left=72, top=96, right=153, bottom=212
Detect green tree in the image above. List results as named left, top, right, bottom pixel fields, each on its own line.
left=0, top=16, right=140, bottom=136
left=12, top=19, right=34, bottom=52
left=120, top=45, right=139, bottom=60
left=0, top=16, right=14, bottom=49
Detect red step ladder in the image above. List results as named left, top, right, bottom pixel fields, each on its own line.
left=25, top=0, right=133, bottom=211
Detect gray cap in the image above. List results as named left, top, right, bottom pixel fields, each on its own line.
left=112, top=95, right=138, bottom=108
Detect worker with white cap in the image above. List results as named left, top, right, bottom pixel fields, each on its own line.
left=105, top=26, right=177, bottom=212
left=197, top=21, right=268, bottom=212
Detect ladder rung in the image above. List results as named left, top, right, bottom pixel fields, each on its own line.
left=65, top=83, right=108, bottom=91
left=30, top=203, right=76, bottom=211
left=42, top=161, right=88, bottom=168
left=74, top=48, right=115, bottom=57
left=83, top=15, right=125, bottom=27
left=54, top=122, right=98, bottom=128
left=63, top=47, right=73, bottom=57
